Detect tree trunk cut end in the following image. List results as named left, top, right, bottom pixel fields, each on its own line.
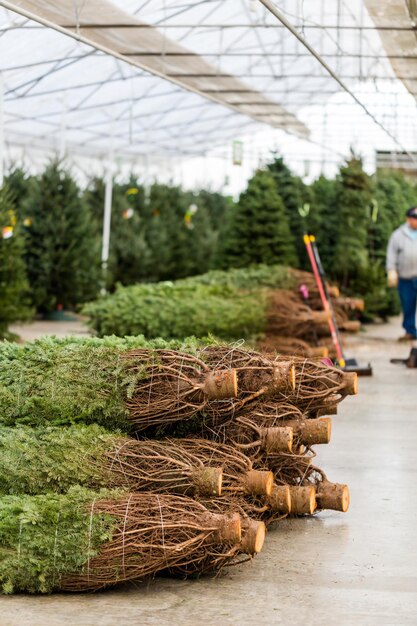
left=292, top=417, right=332, bottom=445
left=309, top=346, right=329, bottom=358
left=341, top=320, right=361, bottom=332
left=271, top=361, right=295, bottom=393
left=203, top=369, right=238, bottom=399
left=209, top=511, right=242, bottom=544
left=244, top=470, right=274, bottom=496
left=268, top=485, right=291, bottom=514
left=192, top=467, right=223, bottom=497
left=261, top=426, right=293, bottom=453
left=317, top=481, right=350, bottom=512
left=240, top=519, right=266, bottom=555
left=314, top=310, right=331, bottom=325
left=342, top=372, right=358, bottom=395
left=290, top=486, right=317, bottom=515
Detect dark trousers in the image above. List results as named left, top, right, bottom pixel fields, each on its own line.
left=398, top=277, right=417, bottom=337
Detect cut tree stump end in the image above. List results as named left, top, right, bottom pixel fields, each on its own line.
left=203, top=369, right=238, bottom=400
left=268, top=485, right=291, bottom=514
left=240, top=519, right=266, bottom=554
left=193, top=466, right=223, bottom=497
left=317, top=481, right=350, bottom=512
left=211, top=512, right=242, bottom=544
left=244, top=469, right=274, bottom=496
left=291, top=417, right=332, bottom=445
left=342, top=372, right=358, bottom=396
left=290, top=486, right=317, bottom=515
left=261, top=426, right=293, bottom=453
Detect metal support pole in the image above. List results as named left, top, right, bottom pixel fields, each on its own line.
left=101, top=162, right=113, bottom=294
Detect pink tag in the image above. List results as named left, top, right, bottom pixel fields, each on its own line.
left=320, top=357, right=334, bottom=368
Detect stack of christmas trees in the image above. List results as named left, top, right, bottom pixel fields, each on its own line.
left=83, top=264, right=362, bottom=357
left=0, top=336, right=356, bottom=594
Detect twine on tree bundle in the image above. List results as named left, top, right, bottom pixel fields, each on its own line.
left=197, top=345, right=295, bottom=409
left=265, top=291, right=330, bottom=339
left=122, top=349, right=238, bottom=429
left=61, top=493, right=247, bottom=592
left=106, top=437, right=226, bottom=497
left=293, top=465, right=350, bottom=513
left=282, top=356, right=357, bottom=412
left=202, top=411, right=331, bottom=458
left=167, top=513, right=267, bottom=577
left=164, top=438, right=273, bottom=498
left=198, top=481, right=294, bottom=528
left=0, top=426, right=236, bottom=498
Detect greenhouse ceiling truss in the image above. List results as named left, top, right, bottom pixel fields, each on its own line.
left=0, top=0, right=417, bottom=167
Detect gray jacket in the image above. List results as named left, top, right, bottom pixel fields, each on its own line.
left=386, top=224, right=417, bottom=278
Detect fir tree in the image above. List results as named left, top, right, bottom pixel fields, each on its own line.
left=4, top=167, right=36, bottom=220
left=24, top=162, right=100, bottom=313
left=310, top=174, right=339, bottom=271
left=0, top=185, right=32, bottom=338
left=332, top=158, right=372, bottom=288
left=266, top=156, right=307, bottom=265
left=145, top=183, right=188, bottom=280
left=146, top=183, right=217, bottom=281
left=215, top=169, right=298, bottom=269
left=182, top=190, right=218, bottom=275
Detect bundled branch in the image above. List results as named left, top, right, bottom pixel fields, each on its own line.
left=205, top=413, right=332, bottom=456
left=0, top=425, right=279, bottom=503
left=197, top=485, right=291, bottom=528
left=197, top=345, right=294, bottom=400
left=168, top=512, right=267, bottom=577
left=0, top=488, right=264, bottom=594
left=284, top=465, right=350, bottom=515
left=125, top=347, right=295, bottom=431
left=286, top=356, right=357, bottom=413
left=175, top=438, right=274, bottom=498
left=265, top=290, right=330, bottom=339
left=81, top=266, right=336, bottom=345
left=0, top=338, right=297, bottom=434
left=0, top=426, right=223, bottom=497
left=198, top=347, right=356, bottom=417
left=291, top=268, right=340, bottom=307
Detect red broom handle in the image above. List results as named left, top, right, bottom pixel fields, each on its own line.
left=303, top=235, right=345, bottom=367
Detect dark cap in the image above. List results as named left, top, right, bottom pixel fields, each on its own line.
left=406, top=206, right=417, bottom=218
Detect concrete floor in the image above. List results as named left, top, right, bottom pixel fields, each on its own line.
left=1, top=319, right=417, bottom=625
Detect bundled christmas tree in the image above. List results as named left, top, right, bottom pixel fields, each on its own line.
left=83, top=281, right=265, bottom=339
left=23, top=161, right=100, bottom=313
left=0, top=487, right=252, bottom=593
left=215, top=169, right=298, bottom=269
left=0, top=185, right=32, bottom=339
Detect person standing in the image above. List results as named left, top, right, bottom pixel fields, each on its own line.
left=387, top=206, right=417, bottom=340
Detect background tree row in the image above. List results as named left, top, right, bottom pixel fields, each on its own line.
left=2, top=156, right=416, bottom=338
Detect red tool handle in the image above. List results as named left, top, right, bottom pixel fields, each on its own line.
left=303, top=234, right=345, bottom=367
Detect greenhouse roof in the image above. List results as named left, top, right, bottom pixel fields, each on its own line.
left=1, top=0, right=417, bottom=179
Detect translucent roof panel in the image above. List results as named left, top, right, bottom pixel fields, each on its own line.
left=1, top=0, right=417, bottom=187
